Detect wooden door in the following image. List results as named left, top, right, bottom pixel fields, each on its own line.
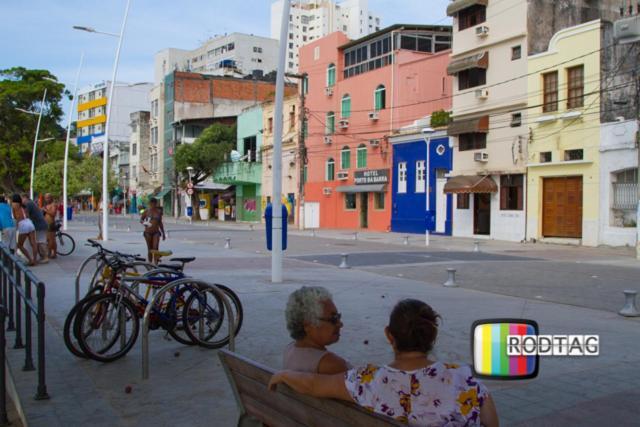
left=542, top=177, right=582, bottom=238
left=359, top=193, right=368, bottom=229
left=473, top=193, right=491, bottom=235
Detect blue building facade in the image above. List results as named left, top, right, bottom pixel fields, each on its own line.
left=391, top=131, right=453, bottom=235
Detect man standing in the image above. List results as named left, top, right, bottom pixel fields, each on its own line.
left=43, top=193, right=58, bottom=259
left=0, top=195, right=16, bottom=253
left=22, top=194, right=49, bottom=264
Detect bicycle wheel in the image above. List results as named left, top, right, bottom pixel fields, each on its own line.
left=75, top=294, right=140, bottom=363
left=63, top=287, right=104, bottom=358
left=164, top=284, right=200, bottom=346
left=57, top=232, right=76, bottom=256
left=182, top=284, right=243, bottom=349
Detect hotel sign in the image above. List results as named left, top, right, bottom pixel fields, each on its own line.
left=354, top=169, right=389, bottom=185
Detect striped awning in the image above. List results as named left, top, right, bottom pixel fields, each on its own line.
left=447, top=116, right=489, bottom=136
left=447, top=52, right=489, bottom=75
left=447, top=0, right=488, bottom=16
left=444, top=175, right=497, bottom=194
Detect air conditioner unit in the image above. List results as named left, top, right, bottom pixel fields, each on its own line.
left=475, top=89, right=489, bottom=100
left=339, top=119, right=349, bottom=129
left=474, top=152, right=489, bottom=162
left=368, top=111, right=379, bottom=121
left=337, top=171, right=349, bottom=180
left=369, top=139, right=381, bottom=147
left=475, top=26, right=489, bottom=37
left=322, top=187, right=332, bottom=195
left=325, top=86, right=334, bottom=96
left=323, top=136, right=332, bottom=145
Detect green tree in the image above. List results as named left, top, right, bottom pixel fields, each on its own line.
left=174, top=123, right=235, bottom=220
left=0, top=67, right=68, bottom=193
left=76, top=155, right=117, bottom=201
left=430, top=109, right=451, bottom=128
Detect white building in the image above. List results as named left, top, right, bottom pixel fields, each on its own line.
left=153, top=33, right=279, bottom=82
left=128, top=111, right=153, bottom=198
left=271, top=0, right=382, bottom=72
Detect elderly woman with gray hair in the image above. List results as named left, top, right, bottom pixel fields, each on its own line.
left=283, top=286, right=350, bottom=374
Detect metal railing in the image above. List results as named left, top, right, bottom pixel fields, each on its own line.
left=0, top=242, right=49, bottom=403
left=612, top=182, right=638, bottom=210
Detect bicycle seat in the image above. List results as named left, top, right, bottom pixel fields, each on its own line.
left=158, top=263, right=183, bottom=271
left=170, top=257, right=196, bottom=264
left=150, top=250, right=173, bottom=257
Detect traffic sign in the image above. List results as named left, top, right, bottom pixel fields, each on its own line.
left=187, top=188, right=194, bottom=196
left=187, top=182, right=194, bottom=189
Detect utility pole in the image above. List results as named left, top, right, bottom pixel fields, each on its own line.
left=285, top=72, right=307, bottom=230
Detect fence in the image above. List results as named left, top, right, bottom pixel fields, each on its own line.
left=612, top=182, right=638, bottom=210
left=0, top=242, right=49, bottom=410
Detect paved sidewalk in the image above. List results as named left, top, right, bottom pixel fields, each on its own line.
left=5, top=217, right=639, bottom=426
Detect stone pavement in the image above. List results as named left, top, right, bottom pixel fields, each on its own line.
left=4, top=215, right=639, bottom=426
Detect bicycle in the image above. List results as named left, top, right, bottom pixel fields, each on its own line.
left=55, top=221, right=75, bottom=256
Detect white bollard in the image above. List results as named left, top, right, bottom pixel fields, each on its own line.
left=473, top=241, right=481, bottom=253
left=619, top=290, right=639, bottom=317
left=403, top=235, right=410, bottom=245
left=249, top=224, right=254, bottom=231
left=353, top=232, right=358, bottom=241
left=339, top=253, right=350, bottom=269
left=127, top=226, right=131, bottom=232
left=443, top=268, right=458, bottom=287
left=224, top=238, right=232, bottom=250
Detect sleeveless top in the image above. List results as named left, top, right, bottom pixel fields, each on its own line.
left=282, top=342, right=328, bottom=373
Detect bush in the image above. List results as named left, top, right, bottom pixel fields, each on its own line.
left=430, top=110, right=451, bottom=128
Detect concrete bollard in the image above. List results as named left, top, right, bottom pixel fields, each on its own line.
left=338, top=253, right=350, bottom=269
left=473, top=241, right=481, bottom=253
left=311, top=229, right=316, bottom=237
left=166, top=230, right=171, bottom=238
left=127, top=226, right=131, bottom=232
left=249, top=224, right=254, bottom=231
left=224, top=238, right=232, bottom=250
left=443, top=268, right=458, bottom=288
left=619, top=290, right=639, bottom=317
left=403, top=235, right=410, bottom=245
left=353, top=232, right=358, bottom=241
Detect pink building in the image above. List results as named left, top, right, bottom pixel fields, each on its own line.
left=300, top=25, right=453, bottom=231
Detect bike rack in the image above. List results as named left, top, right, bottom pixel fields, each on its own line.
left=141, top=278, right=236, bottom=380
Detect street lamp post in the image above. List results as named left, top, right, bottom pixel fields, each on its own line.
left=422, top=127, right=435, bottom=246
left=74, top=0, right=132, bottom=241
left=63, top=52, right=84, bottom=231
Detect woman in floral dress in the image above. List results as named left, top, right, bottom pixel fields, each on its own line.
left=269, top=299, right=498, bottom=426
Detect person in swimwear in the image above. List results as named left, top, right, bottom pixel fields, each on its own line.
left=140, top=197, right=165, bottom=263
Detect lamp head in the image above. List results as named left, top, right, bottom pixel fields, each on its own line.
left=421, top=127, right=435, bottom=135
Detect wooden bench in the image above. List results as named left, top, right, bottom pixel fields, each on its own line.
left=218, top=350, right=403, bottom=427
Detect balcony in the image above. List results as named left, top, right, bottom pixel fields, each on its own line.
left=212, top=160, right=262, bottom=185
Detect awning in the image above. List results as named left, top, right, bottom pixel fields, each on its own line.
left=447, top=52, right=489, bottom=75
left=153, top=188, right=172, bottom=199
left=444, top=175, right=497, bottom=194
left=447, top=0, right=488, bottom=16
left=195, top=182, right=231, bottom=191
left=447, top=116, right=489, bottom=136
left=336, top=184, right=387, bottom=193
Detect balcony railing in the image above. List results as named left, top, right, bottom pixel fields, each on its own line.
left=612, top=182, right=638, bottom=210
left=213, top=160, right=262, bottom=185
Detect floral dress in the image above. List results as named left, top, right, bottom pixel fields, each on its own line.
left=344, top=362, right=488, bottom=426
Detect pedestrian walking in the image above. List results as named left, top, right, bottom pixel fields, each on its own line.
left=140, top=197, right=165, bottom=263
left=22, top=194, right=49, bottom=264
left=43, top=193, right=58, bottom=258
left=0, top=195, right=17, bottom=253
left=11, top=194, right=37, bottom=266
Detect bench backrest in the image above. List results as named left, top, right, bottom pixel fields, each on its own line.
left=218, top=349, right=404, bottom=427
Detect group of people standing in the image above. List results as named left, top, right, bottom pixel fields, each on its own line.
left=0, top=193, right=60, bottom=266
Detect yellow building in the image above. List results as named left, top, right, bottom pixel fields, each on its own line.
left=526, top=20, right=601, bottom=246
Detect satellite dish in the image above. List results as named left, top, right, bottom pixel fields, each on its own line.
left=230, top=150, right=241, bottom=162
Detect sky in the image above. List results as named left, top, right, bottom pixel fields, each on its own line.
left=1, top=0, right=451, bottom=118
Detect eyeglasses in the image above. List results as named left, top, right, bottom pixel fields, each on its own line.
left=318, top=313, right=342, bottom=325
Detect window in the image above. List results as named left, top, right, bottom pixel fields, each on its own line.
left=458, top=68, right=486, bottom=90
left=131, top=165, right=137, bottom=180
left=356, top=144, right=367, bottom=169
left=288, top=62, right=294, bottom=68
left=150, top=153, right=158, bottom=173
left=540, top=151, right=552, bottom=163
left=458, top=4, right=486, bottom=31
left=458, top=133, right=486, bottom=151
left=500, top=174, right=524, bottom=210
left=132, top=143, right=137, bottom=156
left=326, top=112, right=335, bottom=134
left=457, top=193, right=470, bottom=209
left=613, top=168, right=638, bottom=210
left=268, top=117, right=273, bottom=133
left=543, top=71, right=558, bottom=112
left=302, top=76, right=309, bottom=95
left=326, top=158, right=335, bottom=181
left=151, top=100, right=158, bottom=117
left=303, top=165, right=308, bottom=185
left=415, top=160, right=426, bottom=193
left=374, top=85, right=386, bottom=110
left=327, top=64, right=336, bottom=87
left=374, top=192, right=385, bottom=209
left=511, top=113, right=522, bottom=127
left=341, top=146, right=351, bottom=169
left=253, top=47, right=263, bottom=53
left=341, top=94, right=351, bottom=118
left=398, top=162, right=407, bottom=193
left=314, top=46, right=320, bottom=60
left=512, top=45, right=522, bottom=60
left=344, top=193, right=356, bottom=210
left=289, top=107, right=296, bottom=131
left=567, top=65, right=584, bottom=109
left=564, top=149, right=584, bottom=161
